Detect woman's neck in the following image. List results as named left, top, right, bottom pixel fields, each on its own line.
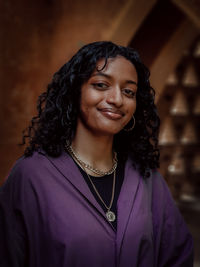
left=71, top=128, right=114, bottom=174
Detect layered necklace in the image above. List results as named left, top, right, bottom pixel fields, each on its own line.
left=66, top=144, right=117, bottom=222
left=66, top=145, right=117, bottom=176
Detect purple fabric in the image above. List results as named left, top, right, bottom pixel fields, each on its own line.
left=0, top=151, right=193, bottom=266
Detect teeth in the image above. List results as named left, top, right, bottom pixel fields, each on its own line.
left=101, top=109, right=122, bottom=115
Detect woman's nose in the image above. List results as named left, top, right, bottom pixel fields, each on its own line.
left=106, top=86, right=123, bottom=107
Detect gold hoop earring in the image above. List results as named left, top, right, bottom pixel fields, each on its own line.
left=123, top=115, right=135, bottom=132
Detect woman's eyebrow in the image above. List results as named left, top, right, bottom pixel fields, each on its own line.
left=91, top=72, right=111, bottom=79
left=91, top=72, right=138, bottom=85
left=126, top=80, right=138, bottom=86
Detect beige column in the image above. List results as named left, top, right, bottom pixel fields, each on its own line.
left=150, top=18, right=199, bottom=103
left=102, top=0, right=157, bottom=46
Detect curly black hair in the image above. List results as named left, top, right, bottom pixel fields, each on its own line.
left=22, top=41, right=160, bottom=178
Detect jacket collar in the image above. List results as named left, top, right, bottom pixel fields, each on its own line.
left=45, top=150, right=141, bottom=239
left=45, top=150, right=113, bottom=226
left=116, top=158, right=141, bottom=253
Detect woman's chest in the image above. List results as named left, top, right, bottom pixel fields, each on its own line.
left=26, top=174, right=154, bottom=267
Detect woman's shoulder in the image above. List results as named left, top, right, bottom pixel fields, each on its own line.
left=2, top=151, right=51, bottom=189
left=150, top=168, right=183, bottom=223
left=150, top=169, right=177, bottom=210
left=12, top=150, right=48, bottom=174
left=150, top=169, right=169, bottom=193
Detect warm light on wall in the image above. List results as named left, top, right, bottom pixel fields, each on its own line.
left=159, top=117, right=177, bottom=145
left=170, top=90, right=189, bottom=115
left=182, top=63, right=199, bottom=87
left=180, top=121, right=198, bottom=144
left=168, top=148, right=185, bottom=174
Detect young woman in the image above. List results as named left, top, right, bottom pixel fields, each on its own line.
left=0, top=41, right=193, bottom=266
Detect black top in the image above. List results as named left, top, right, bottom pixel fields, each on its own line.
left=77, top=160, right=125, bottom=230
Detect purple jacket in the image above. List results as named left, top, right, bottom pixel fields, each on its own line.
left=0, top=151, right=193, bottom=266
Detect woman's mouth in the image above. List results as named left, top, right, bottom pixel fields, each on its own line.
left=98, top=108, right=124, bottom=120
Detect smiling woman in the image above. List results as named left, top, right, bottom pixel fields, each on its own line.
left=77, top=56, right=137, bottom=137
left=0, top=41, right=193, bottom=267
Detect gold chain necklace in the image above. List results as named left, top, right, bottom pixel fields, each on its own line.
left=66, top=145, right=116, bottom=222
left=66, top=144, right=118, bottom=176
left=83, top=166, right=116, bottom=222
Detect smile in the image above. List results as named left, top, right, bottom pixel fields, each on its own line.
left=98, top=108, right=124, bottom=120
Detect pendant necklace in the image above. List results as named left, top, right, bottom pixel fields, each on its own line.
left=66, top=145, right=117, bottom=222
left=84, top=168, right=116, bottom=222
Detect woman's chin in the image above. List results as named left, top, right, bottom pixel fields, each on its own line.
left=77, top=118, right=125, bottom=136
left=91, top=125, right=124, bottom=136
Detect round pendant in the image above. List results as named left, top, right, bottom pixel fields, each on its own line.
left=106, top=211, right=116, bottom=222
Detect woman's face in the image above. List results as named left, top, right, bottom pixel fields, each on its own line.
left=77, top=56, right=138, bottom=136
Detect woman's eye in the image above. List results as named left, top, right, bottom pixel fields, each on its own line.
left=92, top=83, right=108, bottom=89
left=122, top=89, right=136, bottom=98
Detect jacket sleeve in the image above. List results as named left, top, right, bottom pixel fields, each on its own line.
left=152, top=171, right=194, bottom=267
left=0, top=164, right=28, bottom=267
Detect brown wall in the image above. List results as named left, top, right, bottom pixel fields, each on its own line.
left=0, top=0, right=129, bottom=183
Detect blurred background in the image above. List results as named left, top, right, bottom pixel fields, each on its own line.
left=0, top=0, right=200, bottom=265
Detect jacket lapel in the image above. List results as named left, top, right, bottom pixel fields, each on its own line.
left=116, top=158, right=141, bottom=254
left=45, top=150, right=113, bottom=226
left=44, top=150, right=140, bottom=239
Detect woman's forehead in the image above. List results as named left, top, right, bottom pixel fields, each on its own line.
left=91, top=56, right=138, bottom=82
